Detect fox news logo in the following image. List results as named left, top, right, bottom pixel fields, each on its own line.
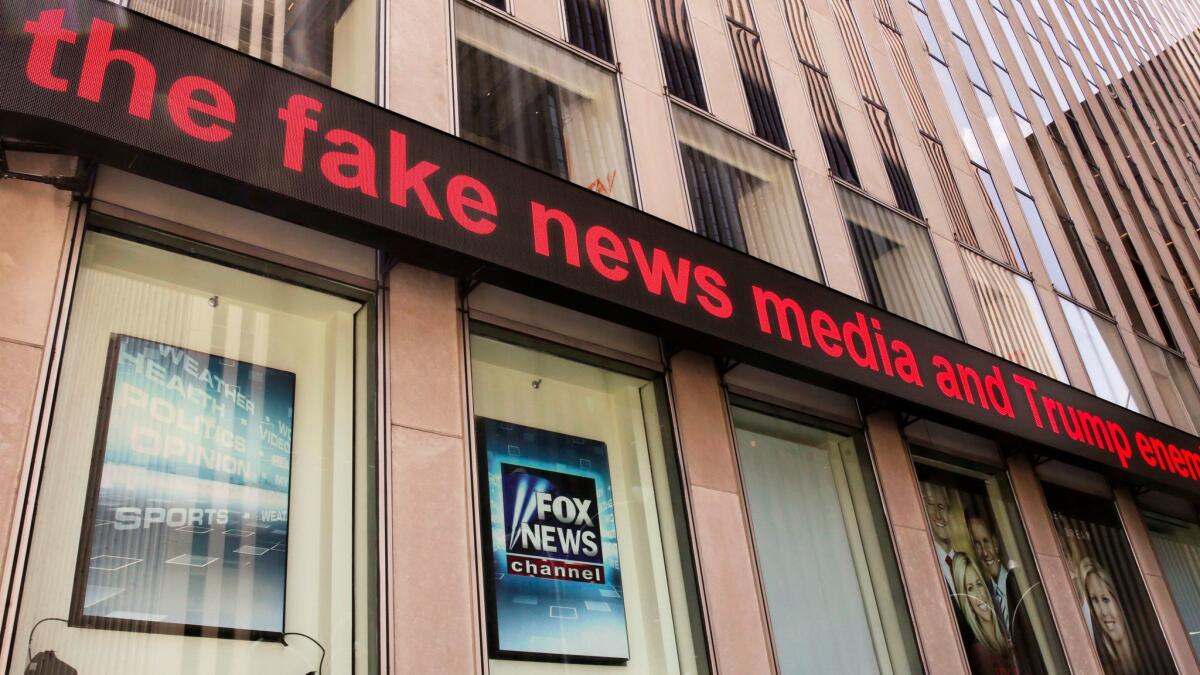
left=501, top=464, right=605, bottom=584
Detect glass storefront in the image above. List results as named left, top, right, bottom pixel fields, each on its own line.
left=1144, top=511, right=1200, bottom=660
left=469, top=326, right=709, bottom=674
left=1043, top=484, right=1176, bottom=674
left=9, top=227, right=378, bottom=674
left=915, top=454, right=1068, bottom=674
left=730, top=402, right=921, bottom=674
left=113, top=0, right=379, bottom=100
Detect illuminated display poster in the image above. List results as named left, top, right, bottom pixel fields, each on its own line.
left=71, top=335, right=295, bottom=638
left=477, top=417, right=629, bottom=663
left=1044, top=485, right=1176, bottom=675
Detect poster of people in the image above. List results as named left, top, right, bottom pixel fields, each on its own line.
left=918, top=465, right=1054, bottom=675
left=1044, top=485, right=1176, bottom=674
left=476, top=417, right=629, bottom=663
left=71, top=335, right=295, bottom=637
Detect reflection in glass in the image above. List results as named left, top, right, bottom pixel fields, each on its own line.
left=839, top=186, right=960, bottom=337
left=125, top=0, right=378, bottom=99
left=961, top=250, right=1067, bottom=380
left=9, top=232, right=377, bottom=674
left=1139, top=339, right=1200, bottom=435
left=673, top=106, right=821, bottom=281
left=1059, top=299, right=1148, bottom=411
left=456, top=2, right=635, bottom=204
left=1145, top=512, right=1200, bottom=661
left=733, top=405, right=921, bottom=674
left=917, top=463, right=1068, bottom=675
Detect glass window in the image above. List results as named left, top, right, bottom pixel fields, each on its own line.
left=455, top=1, right=635, bottom=204
left=1059, top=299, right=1149, bottom=412
left=961, top=250, right=1067, bottom=380
left=1138, top=339, right=1200, bottom=434
left=1144, top=512, right=1200, bottom=661
left=975, top=92, right=1030, bottom=192
left=732, top=403, right=921, bottom=675
left=958, top=40, right=989, bottom=89
left=1043, top=485, right=1177, bottom=674
left=1015, top=191, right=1070, bottom=291
left=931, top=59, right=986, bottom=165
left=937, top=0, right=968, bottom=37
left=977, top=167, right=1028, bottom=269
left=10, top=230, right=377, bottom=674
left=916, top=460, right=1068, bottom=675
left=123, top=0, right=378, bottom=100
left=993, top=7, right=1042, bottom=94
left=470, top=329, right=709, bottom=674
left=995, top=70, right=1031, bottom=123
left=839, top=186, right=961, bottom=337
left=673, top=105, right=822, bottom=281
left=965, top=0, right=1004, bottom=63
left=913, top=9, right=946, bottom=59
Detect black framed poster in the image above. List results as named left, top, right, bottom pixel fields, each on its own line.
left=70, top=334, right=296, bottom=639
left=477, top=417, right=630, bottom=664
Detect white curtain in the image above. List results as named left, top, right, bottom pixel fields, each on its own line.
left=735, top=410, right=903, bottom=674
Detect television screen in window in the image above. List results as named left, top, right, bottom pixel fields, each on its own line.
left=477, top=417, right=629, bottom=663
left=70, top=334, right=296, bottom=639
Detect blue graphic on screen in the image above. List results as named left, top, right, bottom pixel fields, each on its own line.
left=75, top=335, right=295, bottom=635
left=479, top=417, right=629, bottom=661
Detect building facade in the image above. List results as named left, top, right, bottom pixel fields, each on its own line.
left=4, top=0, right=1200, bottom=673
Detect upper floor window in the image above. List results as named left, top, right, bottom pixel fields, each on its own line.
left=455, top=1, right=635, bottom=204
left=1059, top=300, right=1148, bottom=412
left=838, top=186, right=960, bottom=337
left=1138, top=339, right=1200, bottom=435
left=960, top=250, right=1066, bottom=380
left=673, top=105, right=821, bottom=281
left=118, top=0, right=379, bottom=100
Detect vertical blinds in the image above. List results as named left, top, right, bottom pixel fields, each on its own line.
left=780, top=0, right=860, bottom=184
left=651, top=0, right=708, bottom=108
left=880, top=25, right=981, bottom=244
left=839, top=186, right=960, bottom=336
left=961, top=250, right=1067, bottom=380
left=826, top=0, right=922, bottom=216
left=674, top=106, right=822, bottom=281
left=729, top=24, right=789, bottom=148
left=565, top=0, right=614, bottom=62
left=130, top=0, right=227, bottom=42
left=1059, top=298, right=1147, bottom=411
left=1148, top=521, right=1200, bottom=661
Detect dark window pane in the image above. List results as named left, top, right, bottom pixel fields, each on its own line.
left=564, top=0, right=614, bottom=62
left=729, top=24, right=789, bottom=149
left=651, top=0, right=708, bottom=108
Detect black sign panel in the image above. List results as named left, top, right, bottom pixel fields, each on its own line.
left=4, top=0, right=1200, bottom=494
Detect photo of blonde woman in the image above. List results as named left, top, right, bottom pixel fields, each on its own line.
left=952, top=552, right=1019, bottom=675
left=1080, top=559, right=1138, bottom=675
left=1044, top=484, right=1176, bottom=674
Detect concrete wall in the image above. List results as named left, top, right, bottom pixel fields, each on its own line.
left=0, top=153, right=76, bottom=581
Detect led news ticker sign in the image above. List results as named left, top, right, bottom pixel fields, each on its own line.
left=4, top=0, right=1200, bottom=494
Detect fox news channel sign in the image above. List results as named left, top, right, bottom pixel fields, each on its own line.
left=477, top=418, right=629, bottom=663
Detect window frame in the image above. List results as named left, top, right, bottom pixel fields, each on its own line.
left=463, top=318, right=716, bottom=673
left=0, top=208, right=386, bottom=673
left=726, top=393, right=926, bottom=675
left=451, top=0, right=643, bottom=207
left=667, top=99, right=826, bottom=283
left=834, top=179, right=964, bottom=339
